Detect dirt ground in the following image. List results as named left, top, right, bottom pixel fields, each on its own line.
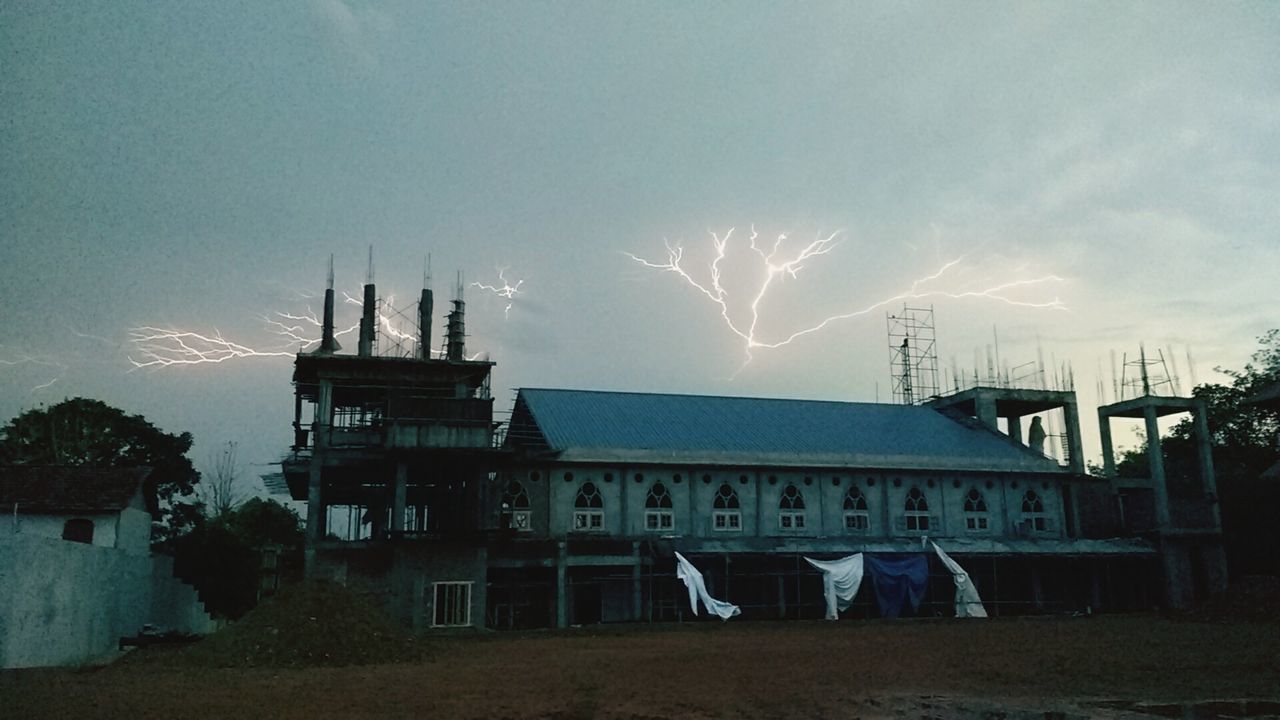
left=4, top=614, right=1279, bottom=719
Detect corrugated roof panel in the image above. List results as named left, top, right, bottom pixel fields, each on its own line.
left=514, top=388, right=1062, bottom=472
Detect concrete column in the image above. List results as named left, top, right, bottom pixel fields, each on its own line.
left=1063, top=401, right=1086, bottom=474
left=974, top=392, right=998, bottom=431
left=1006, top=415, right=1023, bottom=445
left=1098, top=411, right=1117, bottom=477
left=1192, top=400, right=1222, bottom=531
left=1145, top=406, right=1173, bottom=529
left=555, top=541, right=568, bottom=628
left=391, top=460, right=408, bottom=533
left=631, top=541, right=642, bottom=621
left=304, top=379, right=334, bottom=576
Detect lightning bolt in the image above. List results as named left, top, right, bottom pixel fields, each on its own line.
left=626, top=226, right=1065, bottom=365
left=127, top=327, right=297, bottom=369
left=0, top=346, right=69, bottom=392
left=470, top=269, right=524, bottom=318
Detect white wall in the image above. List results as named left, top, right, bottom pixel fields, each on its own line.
left=0, top=533, right=215, bottom=669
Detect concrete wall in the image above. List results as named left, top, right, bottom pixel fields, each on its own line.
left=0, top=533, right=215, bottom=669
left=509, top=463, right=1067, bottom=543
left=312, top=541, right=487, bottom=632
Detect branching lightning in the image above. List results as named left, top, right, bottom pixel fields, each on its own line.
left=626, top=226, right=1065, bottom=365
left=127, top=327, right=296, bottom=369
left=0, top=346, right=69, bottom=392
left=470, top=269, right=524, bottom=318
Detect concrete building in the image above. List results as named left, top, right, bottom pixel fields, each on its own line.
left=281, top=269, right=1222, bottom=630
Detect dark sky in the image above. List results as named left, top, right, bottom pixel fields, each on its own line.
left=3, top=2, right=1277, bottom=495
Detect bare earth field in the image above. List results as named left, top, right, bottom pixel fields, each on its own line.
left=3, top=614, right=1279, bottom=720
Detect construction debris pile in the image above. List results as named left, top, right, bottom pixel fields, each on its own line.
left=164, top=581, right=428, bottom=668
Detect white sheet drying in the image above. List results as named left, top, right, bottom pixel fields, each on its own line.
left=804, top=554, right=864, bottom=620
left=674, top=552, right=741, bottom=620
left=930, top=541, right=988, bottom=618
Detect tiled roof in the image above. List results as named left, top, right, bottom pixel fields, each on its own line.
left=0, top=466, right=150, bottom=514
left=508, top=388, right=1063, bottom=473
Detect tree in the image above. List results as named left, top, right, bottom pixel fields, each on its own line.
left=172, top=497, right=304, bottom=619
left=0, top=397, right=202, bottom=545
left=201, top=440, right=244, bottom=519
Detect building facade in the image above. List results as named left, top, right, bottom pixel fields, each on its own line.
left=283, top=273, right=1225, bottom=631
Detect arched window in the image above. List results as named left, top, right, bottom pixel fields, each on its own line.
left=573, top=482, right=604, bottom=531
left=501, top=481, right=531, bottom=531
left=712, top=483, right=741, bottom=531
left=963, top=488, right=989, bottom=531
left=1021, top=490, right=1047, bottom=532
left=843, top=486, right=869, bottom=532
left=778, top=484, right=806, bottom=529
left=644, top=482, right=674, bottom=531
left=62, top=518, right=94, bottom=544
left=903, top=487, right=931, bottom=532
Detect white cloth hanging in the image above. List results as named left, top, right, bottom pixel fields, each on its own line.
left=804, top=554, right=865, bottom=620
left=674, top=552, right=741, bottom=620
left=930, top=541, right=988, bottom=618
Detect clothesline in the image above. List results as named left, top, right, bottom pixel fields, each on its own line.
left=674, top=540, right=987, bottom=620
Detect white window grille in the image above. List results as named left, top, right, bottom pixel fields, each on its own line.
left=779, top=484, right=806, bottom=530
left=1021, top=490, right=1048, bottom=532
left=712, top=483, right=742, bottom=532
left=843, top=487, right=869, bottom=533
left=963, top=488, right=989, bottom=531
left=644, top=482, right=674, bottom=532
left=431, top=581, right=472, bottom=627
left=501, top=480, right=532, bottom=532
left=904, top=487, right=931, bottom=532
left=572, top=482, right=604, bottom=532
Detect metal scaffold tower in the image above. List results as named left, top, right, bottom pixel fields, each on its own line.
left=887, top=305, right=940, bottom=405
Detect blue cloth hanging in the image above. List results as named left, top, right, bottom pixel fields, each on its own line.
left=865, top=553, right=930, bottom=618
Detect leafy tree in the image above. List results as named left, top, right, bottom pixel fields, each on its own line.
left=0, top=397, right=202, bottom=545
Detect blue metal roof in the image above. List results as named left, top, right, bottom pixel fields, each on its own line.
left=510, top=388, right=1063, bottom=473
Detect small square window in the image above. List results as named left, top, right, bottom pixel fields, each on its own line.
left=712, top=511, right=741, bottom=531
left=432, top=582, right=472, bottom=627
left=844, top=513, right=868, bottom=531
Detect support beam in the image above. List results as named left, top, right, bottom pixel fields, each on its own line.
left=1145, top=406, right=1173, bottom=529
left=555, top=541, right=568, bottom=628
left=391, top=461, right=408, bottom=533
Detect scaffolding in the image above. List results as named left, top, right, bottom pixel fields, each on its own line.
left=886, top=305, right=940, bottom=405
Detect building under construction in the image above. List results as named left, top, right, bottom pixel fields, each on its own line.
left=281, top=268, right=1226, bottom=630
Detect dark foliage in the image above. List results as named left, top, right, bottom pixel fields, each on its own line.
left=0, top=397, right=201, bottom=545
left=172, top=498, right=304, bottom=620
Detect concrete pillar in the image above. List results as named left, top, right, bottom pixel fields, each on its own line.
left=1145, top=406, right=1173, bottom=529
left=1192, top=399, right=1222, bottom=531
left=1161, top=540, right=1192, bottom=609
left=392, top=460, right=408, bottom=533
left=974, top=392, right=998, bottom=431
left=304, top=379, right=334, bottom=576
left=555, top=541, right=568, bottom=628
left=631, top=541, right=642, bottom=621
left=1063, top=401, right=1086, bottom=474
left=1098, top=411, right=1117, bottom=477
left=1006, top=415, right=1023, bottom=445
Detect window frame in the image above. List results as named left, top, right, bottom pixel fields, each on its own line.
left=431, top=581, right=473, bottom=628
left=711, top=510, right=741, bottom=532
left=903, top=487, right=932, bottom=533
left=962, top=488, right=990, bottom=533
